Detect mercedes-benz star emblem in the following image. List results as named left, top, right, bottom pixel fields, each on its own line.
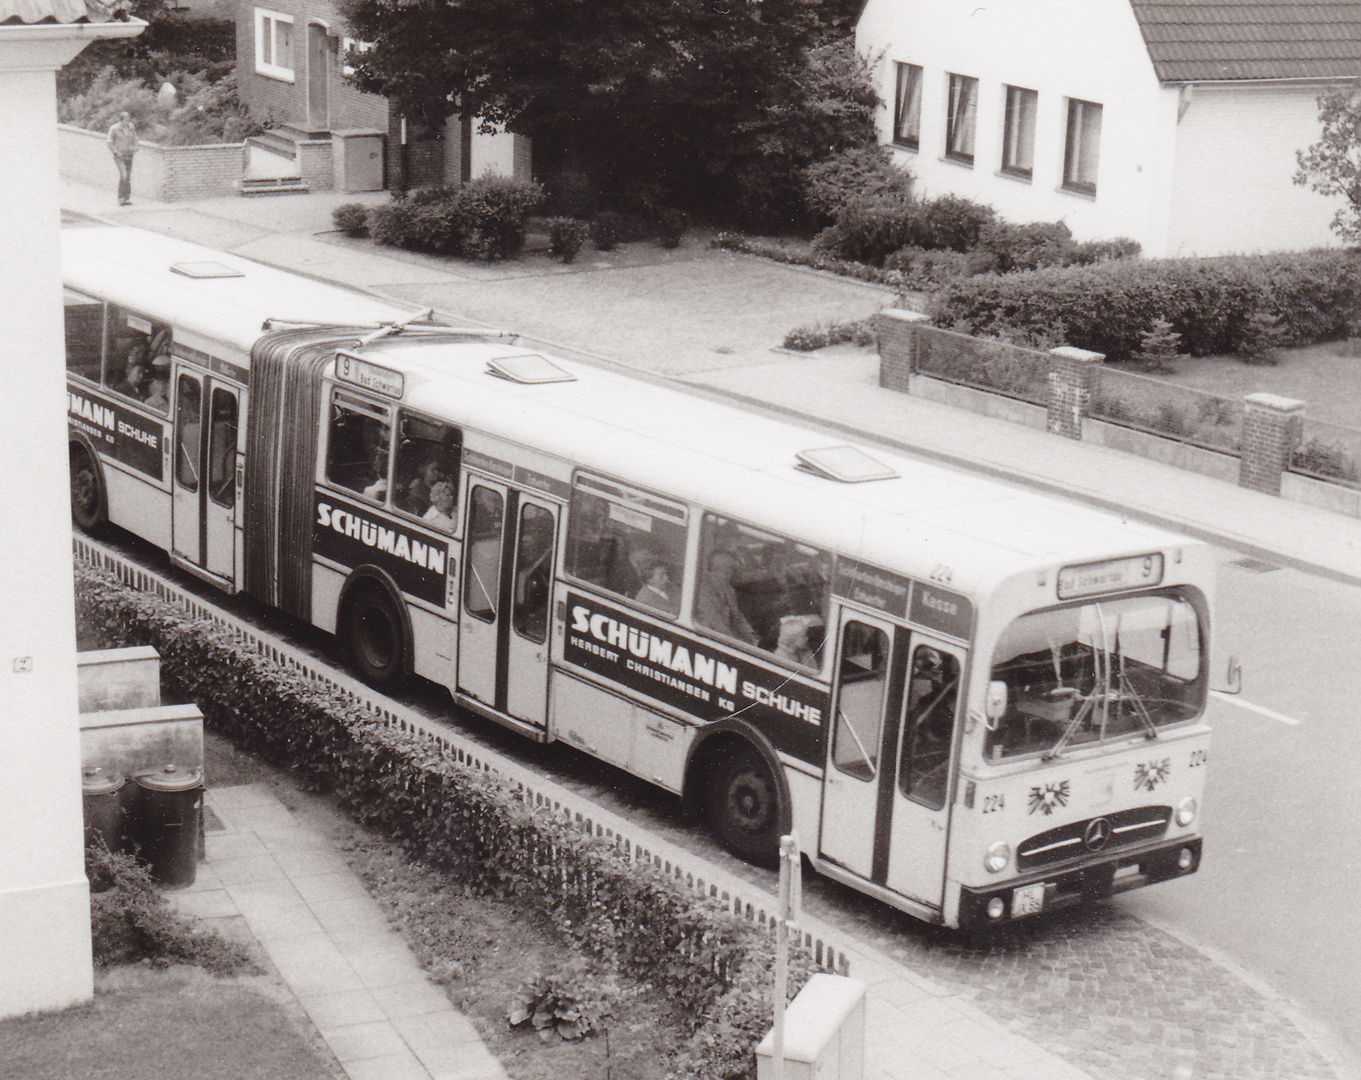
left=1084, top=817, right=1112, bottom=851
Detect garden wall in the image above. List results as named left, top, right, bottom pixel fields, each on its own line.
left=59, top=124, right=244, bottom=202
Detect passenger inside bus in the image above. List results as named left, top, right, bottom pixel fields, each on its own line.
left=116, top=343, right=149, bottom=399
left=634, top=556, right=680, bottom=617
left=422, top=480, right=456, bottom=530
left=402, top=455, right=446, bottom=516
left=695, top=549, right=758, bottom=645
left=773, top=614, right=825, bottom=671
left=144, top=377, right=169, bottom=412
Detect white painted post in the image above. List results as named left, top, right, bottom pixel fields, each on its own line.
left=771, top=831, right=802, bottom=1080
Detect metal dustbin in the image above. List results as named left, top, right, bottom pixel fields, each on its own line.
left=126, top=764, right=203, bottom=887
left=81, top=766, right=125, bottom=852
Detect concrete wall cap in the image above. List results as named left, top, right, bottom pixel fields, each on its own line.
left=1244, top=391, right=1305, bottom=412
left=878, top=308, right=931, bottom=323
left=1049, top=345, right=1105, bottom=362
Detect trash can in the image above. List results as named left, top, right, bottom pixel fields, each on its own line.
left=126, top=764, right=203, bottom=887
left=81, top=765, right=125, bottom=852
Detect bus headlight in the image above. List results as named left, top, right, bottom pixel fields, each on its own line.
left=1176, top=797, right=1197, bottom=827
left=984, top=841, right=1011, bottom=874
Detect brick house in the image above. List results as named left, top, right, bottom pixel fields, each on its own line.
left=856, top=0, right=1361, bottom=257
left=235, top=0, right=529, bottom=192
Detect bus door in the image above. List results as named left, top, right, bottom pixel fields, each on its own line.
left=457, top=478, right=558, bottom=729
left=172, top=370, right=239, bottom=582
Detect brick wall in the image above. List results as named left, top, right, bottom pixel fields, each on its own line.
left=60, top=125, right=244, bottom=202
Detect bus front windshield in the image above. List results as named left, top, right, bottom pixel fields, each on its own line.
left=986, top=591, right=1204, bottom=761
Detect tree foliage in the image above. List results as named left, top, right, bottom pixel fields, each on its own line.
left=1295, top=80, right=1361, bottom=243
left=339, top=0, right=878, bottom=226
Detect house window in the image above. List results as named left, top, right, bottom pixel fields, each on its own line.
left=341, top=36, right=373, bottom=78
left=945, top=73, right=977, bottom=164
left=1002, top=85, right=1037, bottom=179
left=1063, top=97, right=1102, bottom=194
left=893, top=63, right=923, bottom=150
left=254, top=8, right=295, bottom=83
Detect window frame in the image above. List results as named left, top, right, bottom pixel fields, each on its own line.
left=1062, top=97, right=1103, bottom=196
left=892, top=62, right=923, bottom=150
left=1001, top=84, right=1037, bottom=180
left=254, top=7, right=295, bottom=83
left=945, top=73, right=978, bottom=165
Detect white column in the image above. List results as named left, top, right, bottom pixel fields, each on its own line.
left=0, top=21, right=142, bottom=1020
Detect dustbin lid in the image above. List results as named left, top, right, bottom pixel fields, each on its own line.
left=134, top=764, right=203, bottom=791
left=82, top=765, right=124, bottom=795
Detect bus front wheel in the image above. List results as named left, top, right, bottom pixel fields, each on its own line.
left=70, top=446, right=105, bottom=533
left=709, top=748, right=781, bottom=868
left=342, top=584, right=404, bottom=685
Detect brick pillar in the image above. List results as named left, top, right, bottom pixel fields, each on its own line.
left=875, top=309, right=930, bottom=392
left=1046, top=346, right=1104, bottom=440
left=1238, top=392, right=1304, bottom=495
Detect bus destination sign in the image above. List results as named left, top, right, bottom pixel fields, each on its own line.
left=1057, top=553, right=1164, bottom=600
left=336, top=352, right=404, bottom=398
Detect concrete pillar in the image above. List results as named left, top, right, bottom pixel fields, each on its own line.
left=0, top=17, right=142, bottom=1020
left=1046, top=345, right=1104, bottom=440
left=1238, top=392, right=1305, bottom=496
left=874, top=308, right=930, bottom=392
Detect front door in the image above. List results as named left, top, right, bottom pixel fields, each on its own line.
left=307, top=23, right=330, bottom=131
left=172, top=371, right=238, bottom=582
left=456, top=478, right=558, bottom=729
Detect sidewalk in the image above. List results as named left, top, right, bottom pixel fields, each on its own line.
left=58, top=177, right=1361, bottom=587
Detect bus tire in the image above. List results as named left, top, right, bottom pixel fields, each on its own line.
left=708, top=747, right=782, bottom=868
left=341, top=583, right=404, bottom=685
left=70, top=445, right=105, bottom=533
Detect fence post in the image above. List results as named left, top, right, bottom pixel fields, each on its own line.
left=1046, top=346, right=1104, bottom=440
left=874, top=309, right=931, bottom=392
left=1238, top=392, right=1304, bottom=495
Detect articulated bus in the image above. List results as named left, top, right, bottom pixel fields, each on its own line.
left=63, top=226, right=1212, bottom=928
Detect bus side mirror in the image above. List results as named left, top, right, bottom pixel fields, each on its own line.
left=985, top=681, right=1007, bottom=730
left=1214, top=655, right=1242, bottom=695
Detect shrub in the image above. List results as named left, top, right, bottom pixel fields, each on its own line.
left=802, top=144, right=913, bottom=221
left=547, top=217, right=589, bottom=263
left=332, top=203, right=369, bottom=238
left=59, top=68, right=263, bottom=145
left=812, top=197, right=921, bottom=265
left=919, top=194, right=997, bottom=252
left=1292, top=438, right=1361, bottom=483
left=590, top=210, right=645, bottom=251
left=884, top=245, right=974, bottom=289
left=369, top=178, right=544, bottom=261
left=967, top=220, right=1075, bottom=275
left=1134, top=317, right=1182, bottom=373
left=87, top=844, right=254, bottom=973
left=653, top=206, right=690, bottom=249
left=783, top=318, right=876, bottom=351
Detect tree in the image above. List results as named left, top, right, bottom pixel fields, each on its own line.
left=339, top=0, right=876, bottom=225
left=1295, top=80, right=1361, bottom=243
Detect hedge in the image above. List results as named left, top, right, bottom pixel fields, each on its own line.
left=933, top=248, right=1361, bottom=362
left=74, top=560, right=813, bottom=1079
left=369, top=177, right=544, bottom=262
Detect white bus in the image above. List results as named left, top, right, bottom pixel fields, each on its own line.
left=63, top=226, right=1213, bottom=928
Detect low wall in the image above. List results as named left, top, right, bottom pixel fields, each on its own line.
left=59, top=124, right=244, bottom=202
left=1085, top=419, right=1240, bottom=484
left=908, top=374, right=1049, bottom=431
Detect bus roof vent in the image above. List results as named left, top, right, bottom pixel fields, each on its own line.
left=795, top=445, right=899, bottom=483
left=487, top=354, right=576, bottom=384
left=170, top=261, right=245, bottom=279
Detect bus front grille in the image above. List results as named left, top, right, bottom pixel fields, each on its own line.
left=1016, top=806, right=1172, bottom=870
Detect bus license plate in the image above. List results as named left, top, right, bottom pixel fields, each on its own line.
left=1012, top=883, right=1045, bottom=916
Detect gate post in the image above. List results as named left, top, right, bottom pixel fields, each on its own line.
left=875, top=309, right=930, bottom=392
left=1046, top=346, right=1104, bottom=440
left=1238, top=392, right=1304, bottom=495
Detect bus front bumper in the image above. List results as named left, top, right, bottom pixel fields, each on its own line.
left=957, top=836, right=1202, bottom=929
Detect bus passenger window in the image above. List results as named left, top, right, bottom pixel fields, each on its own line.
left=63, top=291, right=104, bottom=382
left=696, top=513, right=830, bottom=666
left=394, top=413, right=462, bottom=519
left=464, top=485, right=504, bottom=621
left=104, top=306, right=172, bottom=404
left=174, top=376, right=201, bottom=491
left=326, top=394, right=391, bottom=501
left=832, top=621, right=889, bottom=781
left=512, top=504, right=554, bottom=643
left=899, top=646, right=959, bottom=810
left=564, top=475, right=687, bottom=618
left=208, top=389, right=237, bottom=508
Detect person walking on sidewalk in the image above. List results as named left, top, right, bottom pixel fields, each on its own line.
left=108, top=111, right=138, bottom=206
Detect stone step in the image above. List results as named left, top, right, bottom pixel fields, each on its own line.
left=238, top=177, right=310, bottom=197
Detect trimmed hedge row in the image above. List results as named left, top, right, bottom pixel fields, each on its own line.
left=369, top=177, right=545, bottom=262
left=933, top=248, right=1361, bottom=362
left=74, top=560, right=812, bottom=1079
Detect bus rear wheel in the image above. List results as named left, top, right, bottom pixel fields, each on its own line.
left=342, top=584, right=404, bottom=685
left=709, top=748, right=781, bottom=868
left=70, top=446, right=104, bottom=533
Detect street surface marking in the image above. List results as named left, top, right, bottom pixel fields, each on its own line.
left=1210, top=691, right=1300, bottom=726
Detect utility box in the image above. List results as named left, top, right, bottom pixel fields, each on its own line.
left=332, top=130, right=385, bottom=192
left=756, top=974, right=866, bottom=1080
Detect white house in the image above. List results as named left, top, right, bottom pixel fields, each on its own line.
left=856, top=0, right=1361, bottom=257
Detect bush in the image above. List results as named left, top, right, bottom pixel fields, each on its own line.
left=812, top=197, right=921, bottom=265
left=590, top=210, right=645, bottom=251
left=884, top=245, right=975, bottom=289
left=547, top=217, right=589, bottom=263
left=932, top=253, right=1350, bottom=361
left=332, top=203, right=369, bottom=238
left=653, top=207, right=690, bottom=249
left=88, top=844, right=254, bottom=973
left=58, top=68, right=263, bottom=146
left=783, top=318, right=876, bottom=351
left=369, top=178, right=545, bottom=261
left=1292, top=438, right=1361, bottom=483
left=919, top=194, right=997, bottom=252
left=803, top=144, right=913, bottom=221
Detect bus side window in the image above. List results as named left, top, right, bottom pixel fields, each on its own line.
left=63, top=291, right=104, bottom=382
left=563, top=476, right=687, bottom=617
left=326, top=394, right=391, bottom=500
left=831, top=621, right=889, bottom=781
left=103, top=306, right=171, bottom=404
left=512, top=503, right=554, bottom=643
left=393, top=412, right=462, bottom=520
left=208, top=388, right=237, bottom=508
left=899, top=646, right=959, bottom=810
left=175, top=375, right=202, bottom=491
left=464, top=485, right=504, bottom=621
